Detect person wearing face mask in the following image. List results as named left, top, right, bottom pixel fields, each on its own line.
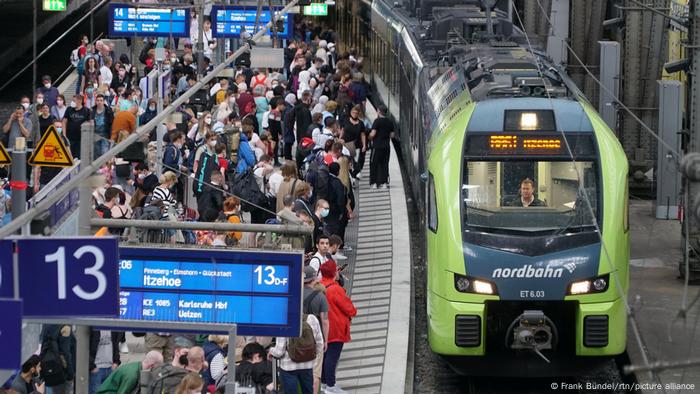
left=109, top=65, right=130, bottom=95
left=163, top=131, right=186, bottom=175
left=10, top=355, right=44, bottom=394
left=36, top=103, right=56, bottom=141
left=33, top=121, right=71, bottom=193
left=37, top=75, right=59, bottom=107
left=235, top=121, right=257, bottom=174
left=62, top=94, right=91, bottom=157
left=187, top=112, right=213, bottom=147
left=192, top=133, right=220, bottom=198
left=140, top=99, right=159, bottom=141
left=91, top=94, right=114, bottom=158
left=110, top=103, right=137, bottom=141
left=51, top=94, right=68, bottom=121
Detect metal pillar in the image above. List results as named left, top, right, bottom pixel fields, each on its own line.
left=11, top=137, right=27, bottom=231
left=33, top=0, right=37, bottom=92
left=546, top=0, right=569, bottom=66
left=225, top=325, right=238, bottom=394
left=75, top=122, right=95, bottom=394
left=623, top=6, right=643, bottom=160
left=598, top=41, right=621, bottom=132
left=156, top=55, right=164, bottom=177
left=197, top=0, right=205, bottom=78
left=656, top=80, right=682, bottom=219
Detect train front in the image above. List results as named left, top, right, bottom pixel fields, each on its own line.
left=426, top=98, right=629, bottom=376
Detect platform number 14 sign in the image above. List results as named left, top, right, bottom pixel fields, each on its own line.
left=17, top=238, right=119, bottom=317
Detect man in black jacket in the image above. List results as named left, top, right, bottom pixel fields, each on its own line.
left=325, top=162, right=347, bottom=237
left=197, top=170, right=224, bottom=218
left=88, top=330, right=121, bottom=394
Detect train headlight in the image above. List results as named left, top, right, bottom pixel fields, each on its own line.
left=472, top=280, right=495, bottom=295
left=569, top=280, right=591, bottom=295
left=567, top=274, right=610, bottom=295
left=454, top=273, right=497, bottom=295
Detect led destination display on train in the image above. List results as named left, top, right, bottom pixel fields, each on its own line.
left=118, top=247, right=303, bottom=337
left=109, top=4, right=190, bottom=37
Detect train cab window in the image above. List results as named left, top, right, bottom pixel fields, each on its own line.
left=428, top=173, right=438, bottom=233
left=462, top=160, right=598, bottom=235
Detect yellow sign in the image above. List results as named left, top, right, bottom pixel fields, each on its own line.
left=28, top=125, right=73, bottom=167
left=0, top=143, right=10, bottom=165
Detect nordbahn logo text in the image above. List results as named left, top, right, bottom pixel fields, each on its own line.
left=492, top=263, right=576, bottom=279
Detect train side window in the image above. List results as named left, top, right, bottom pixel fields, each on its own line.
left=428, top=173, right=438, bottom=233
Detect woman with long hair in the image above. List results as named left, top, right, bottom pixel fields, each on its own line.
left=174, top=372, right=203, bottom=394
left=82, top=57, right=100, bottom=94
left=275, top=160, right=299, bottom=212
left=188, top=111, right=213, bottom=147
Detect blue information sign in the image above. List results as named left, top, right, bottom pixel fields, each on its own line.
left=108, top=4, right=191, bottom=38
left=0, top=299, right=22, bottom=370
left=17, top=238, right=120, bottom=317
left=118, top=247, right=303, bottom=337
left=0, top=240, right=13, bottom=298
left=211, top=6, right=292, bottom=39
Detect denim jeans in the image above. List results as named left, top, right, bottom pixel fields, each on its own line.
left=321, top=342, right=344, bottom=387
left=279, top=368, right=313, bottom=394
left=89, top=367, right=112, bottom=394
left=94, top=138, right=110, bottom=159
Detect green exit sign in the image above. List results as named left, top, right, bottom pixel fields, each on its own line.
left=43, top=0, right=66, bottom=11
left=303, top=3, right=328, bottom=16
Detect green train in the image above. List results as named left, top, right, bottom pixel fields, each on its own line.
left=336, top=0, right=630, bottom=375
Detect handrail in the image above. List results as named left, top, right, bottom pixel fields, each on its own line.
left=91, top=219, right=313, bottom=236
left=0, top=0, right=300, bottom=238
left=0, top=0, right=110, bottom=93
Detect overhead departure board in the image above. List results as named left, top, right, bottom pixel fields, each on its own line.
left=109, top=4, right=190, bottom=37
left=118, top=247, right=303, bottom=337
left=211, top=6, right=292, bottom=39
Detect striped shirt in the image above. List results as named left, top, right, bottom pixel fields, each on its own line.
left=269, top=314, right=324, bottom=371
left=152, top=186, right=174, bottom=208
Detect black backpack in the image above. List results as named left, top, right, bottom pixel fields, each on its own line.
left=231, top=168, right=267, bottom=212
left=144, top=364, right=188, bottom=394
left=305, top=159, right=329, bottom=201
left=40, top=346, right=66, bottom=387
left=136, top=204, right=166, bottom=243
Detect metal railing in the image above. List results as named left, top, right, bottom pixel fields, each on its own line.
left=0, top=0, right=299, bottom=238
left=0, top=0, right=110, bottom=93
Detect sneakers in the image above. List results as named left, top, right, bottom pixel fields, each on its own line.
left=321, top=384, right=327, bottom=392
left=379, top=183, right=388, bottom=189
left=370, top=184, right=377, bottom=189
left=119, top=342, right=129, bottom=354
left=355, top=174, right=363, bottom=180
left=325, top=385, right=347, bottom=394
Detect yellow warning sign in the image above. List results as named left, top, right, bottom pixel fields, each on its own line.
left=0, top=143, right=10, bottom=165
left=28, top=125, right=73, bottom=167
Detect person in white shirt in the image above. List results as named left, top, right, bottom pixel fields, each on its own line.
left=99, top=57, right=113, bottom=87
left=268, top=313, right=323, bottom=394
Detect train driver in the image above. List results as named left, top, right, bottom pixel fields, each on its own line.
left=508, top=178, right=545, bottom=207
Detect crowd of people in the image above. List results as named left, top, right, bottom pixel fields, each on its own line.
left=0, top=8, right=399, bottom=394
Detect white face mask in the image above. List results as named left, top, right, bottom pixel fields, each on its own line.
left=21, top=103, right=29, bottom=110
left=170, top=57, right=177, bottom=64
left=149, top=105, right=156, bottom=111
left=44, top=83, right=51, bottom=89
left=208, top=140, right=217, bottom=148
left=204, top=117, right=212, bottom=125
left=70, top=101, right=77, bottom=108
left=36, top=98, right=44, bottom=105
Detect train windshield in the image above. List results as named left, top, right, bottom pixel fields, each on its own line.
left=462, top=160, right=598, bottom=235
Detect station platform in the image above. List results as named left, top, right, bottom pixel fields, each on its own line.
left=120, top=102, right=412, bottom=393
left=626, top=200, right=700, bottom=392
